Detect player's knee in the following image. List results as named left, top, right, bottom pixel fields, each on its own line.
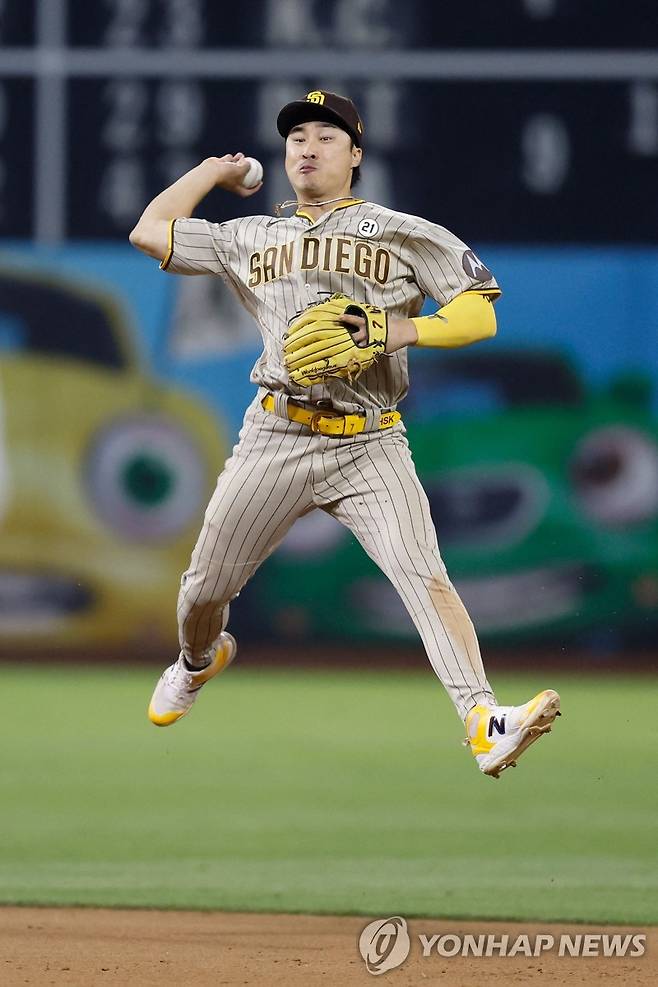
left=177, top=564, right=236, bottom=614
left=385, top=535, right=442, bottom=577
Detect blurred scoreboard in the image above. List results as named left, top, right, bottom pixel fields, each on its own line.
left=1, top=0, right=658, bottom=242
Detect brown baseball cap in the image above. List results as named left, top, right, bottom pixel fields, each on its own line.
left=277, top=90, right=364, bottom=147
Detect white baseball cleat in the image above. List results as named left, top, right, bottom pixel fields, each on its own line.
left=464, top=689, right=561, bottom=778
left=148, top=632, right=237, bottom=727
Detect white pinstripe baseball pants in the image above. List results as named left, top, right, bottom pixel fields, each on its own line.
left=178, top=392, right=496, bottom=721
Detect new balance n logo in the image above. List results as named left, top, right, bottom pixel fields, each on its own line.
left=488, top=715, right=506, bottom=737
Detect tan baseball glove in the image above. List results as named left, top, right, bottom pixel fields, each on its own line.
left=283, top=293, right=388, bottom=388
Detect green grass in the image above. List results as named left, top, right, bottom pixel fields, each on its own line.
left=1, top=664, right=656, bottom=923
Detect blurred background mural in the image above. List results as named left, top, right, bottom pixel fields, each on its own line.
left=1, top=0, right=657, bottom=655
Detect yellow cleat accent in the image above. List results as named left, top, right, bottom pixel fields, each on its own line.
left=147, top=706, right=185, bottom=727
left=465, top=689, right=561, bottom=778
left=464, top=704, right=496, bottom=756
left=147, top=632, right=237, bottom=727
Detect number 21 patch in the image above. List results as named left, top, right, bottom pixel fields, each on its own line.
left=357, top=218, right=379, bottom=238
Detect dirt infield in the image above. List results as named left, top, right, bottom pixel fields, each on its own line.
left=1, top=908, right=655, bottom=986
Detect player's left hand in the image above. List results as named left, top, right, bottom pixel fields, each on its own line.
left=283, top=293, right=388, bottom=387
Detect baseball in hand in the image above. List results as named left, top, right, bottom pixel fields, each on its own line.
left=241, top=157, right=263, bottom=189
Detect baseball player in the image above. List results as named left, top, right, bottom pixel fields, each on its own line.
left=130, top=90, right=560, bottom=778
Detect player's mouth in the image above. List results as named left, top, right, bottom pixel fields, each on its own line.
left=299, top=164, right=317, bottom=174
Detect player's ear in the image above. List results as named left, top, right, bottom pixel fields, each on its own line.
left=351, top=143, right=362, bottom=167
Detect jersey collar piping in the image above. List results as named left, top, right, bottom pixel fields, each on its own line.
left=294, top=198, right=365, bottom=224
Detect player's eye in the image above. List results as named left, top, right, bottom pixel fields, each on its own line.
left=85, top=416, right=207, bottom=542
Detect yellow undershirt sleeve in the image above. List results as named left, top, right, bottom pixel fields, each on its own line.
left=412, top=290, right=499, bottom=348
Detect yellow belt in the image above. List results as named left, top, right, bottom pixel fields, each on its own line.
left=261, top=393, right=401, bottom=437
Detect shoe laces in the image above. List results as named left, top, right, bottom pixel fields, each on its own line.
left=164, top=657, right=194, bottom=691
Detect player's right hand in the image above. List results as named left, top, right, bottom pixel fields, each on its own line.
left=205, top=153, right=262, bottom=198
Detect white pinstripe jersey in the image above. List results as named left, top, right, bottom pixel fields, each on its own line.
left=162, top=199, right=500, bottom=415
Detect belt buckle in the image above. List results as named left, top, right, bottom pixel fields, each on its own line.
left=310, top=412, right=325, bottom=434
left=311, top=411, right=345, bottom=436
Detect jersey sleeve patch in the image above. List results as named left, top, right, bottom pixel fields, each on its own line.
left=461, top=249, right=493, bottom=283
